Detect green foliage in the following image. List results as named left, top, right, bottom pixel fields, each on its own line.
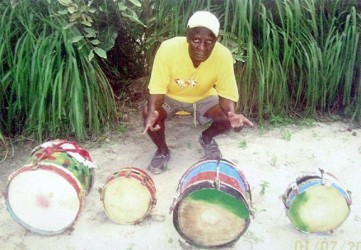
left=280, top=128, right=292, bottom=141
left=116, top=124, right=128, bottom=133
left=0, top=1, right=117, bottom=140
left=55, top=0, right=143, bottom=61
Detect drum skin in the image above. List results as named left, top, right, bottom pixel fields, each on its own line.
left=172, top=159, right=252, bottom=248
left=282, top=172, right=352, bottom=233
left=100, top=167, right=156, bottom=224
left=4, top=140, right=95, bottom=235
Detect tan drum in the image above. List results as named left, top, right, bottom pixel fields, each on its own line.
left=100, top=167, right=156, bottom=224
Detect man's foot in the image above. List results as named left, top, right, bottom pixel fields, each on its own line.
left=147, top=151, right=170, bottom=174
left=199, top=135, right=222, bottom=159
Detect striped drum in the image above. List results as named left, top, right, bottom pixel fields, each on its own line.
left=171, top=158, right=252, bottom=248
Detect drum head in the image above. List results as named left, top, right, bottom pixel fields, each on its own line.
left=288, top=185, right=350, bottom=233
left=6, top=167, right=82, bottom=235
left=102, top=177, right=153, bottom=224
left=173, top=182, right=250, bottom=248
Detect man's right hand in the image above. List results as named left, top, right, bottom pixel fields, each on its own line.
left=143, top=110, right=160, bottom=134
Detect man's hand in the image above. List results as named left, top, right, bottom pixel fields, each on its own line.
left=227, top=111, right=254, bottom=128
left=143, top=110, right=161, bottom=134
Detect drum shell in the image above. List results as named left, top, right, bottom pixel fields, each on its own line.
left=282, top=171, right=352, bottom=233
left=4, top=140, right=95, bottom=235
left=30, top=139, right=95, bottom=194
left=100, top=167, right=156, bottom=224
left=172, top=159, right=252, bottom=248
left=178, top=159, right=250, bottom=200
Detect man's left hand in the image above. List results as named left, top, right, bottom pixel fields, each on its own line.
left=227, top=111, right=254, bottom=128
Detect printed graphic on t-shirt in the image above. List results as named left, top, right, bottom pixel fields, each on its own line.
left=175, top=79, right=197, bottom=88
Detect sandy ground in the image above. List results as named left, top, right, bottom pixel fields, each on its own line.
left=1, top=114, right=361, bottom=250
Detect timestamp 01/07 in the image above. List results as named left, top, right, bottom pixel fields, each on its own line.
left=295, top=240, right=361, bottom=250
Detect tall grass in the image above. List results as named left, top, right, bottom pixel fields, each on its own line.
left=144, top=0, right=361, bottom=123
left=0, top=1, right=116, bottom=141
left=0, top=131, right=7, bottom=162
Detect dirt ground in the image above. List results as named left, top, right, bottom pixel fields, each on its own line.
left=1, top=114, right=361, bottom=250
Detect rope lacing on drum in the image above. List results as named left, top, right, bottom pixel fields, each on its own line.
left=31, top=147, right=55, bottom=169
left=214, top=158, right=221, bottom=190
left=31, top=141, right=96, bottom=169
left=125, top=168, right=132, bottom=178
left=290, top=181, right=299, bottom=196
left=319, top=168, right=325, bottom=185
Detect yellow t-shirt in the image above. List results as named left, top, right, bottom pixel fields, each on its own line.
left=148, top=37, right=239, bottom=103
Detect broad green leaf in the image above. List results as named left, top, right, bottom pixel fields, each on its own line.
left=68, top=6, right=77, bottom=14
left=122, top=9, right=145, bottom=27
left=69, top=13, right=81, bottom=22
left=83, top=15, right=93, bottom=23
left=90, top=39, right=100, bottom=45
left=99, top=29, right=118, bottom=52
left=88, top=49, right=94, bottom=61
left=83, top=27, right=96, bottom=38
left=58, top=0, right=73, bottom=6
left=117, top=2, right=127, bottom=11
left=63, top=22, right=76, bottom=29
left=84, top=33, right=96, bottom=38
left=57, top=10, right=68, bottom=15
left=81, top=20, right=92, bottom=27
left=70, top=35, right=84, bottom=43
left=83, top=27, right=96, bottom=33
left=127, top=0, right=141, bottom=7
left=89, top=8, right=96, bottom=13
left=94, top=47, right=107, bottom=59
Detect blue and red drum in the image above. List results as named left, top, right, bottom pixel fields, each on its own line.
left=171, top=158, right=252, bottom=248
left=100, top=167, right=156, bottom=224
left=4, top=139, right=95, bottom=235
left=282, top=169, right=352, bottom=233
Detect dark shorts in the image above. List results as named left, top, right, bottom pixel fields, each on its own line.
left=162, top=95, right=219, bottom=125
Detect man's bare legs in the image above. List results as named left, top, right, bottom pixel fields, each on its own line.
left=142, top=105, right=170, bottom=174
left=199, top=104, right=232, bottom=158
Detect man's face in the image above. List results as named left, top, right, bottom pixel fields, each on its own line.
left=186, top=27, right=217, bottom=67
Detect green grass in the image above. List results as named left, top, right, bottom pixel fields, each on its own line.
left=0, top=1, right=116, bottom=141
left=238, top=140, right=247, bottom=149
left=0, top=132, right=7, bottom=162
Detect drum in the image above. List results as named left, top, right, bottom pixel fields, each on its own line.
left=4, top=139, right=95, bottom=235
left=171, top=159, right=252, bottom=248
left=100, top=167, right=156, bottom=224
left=282, top=169, right=352, bottom=233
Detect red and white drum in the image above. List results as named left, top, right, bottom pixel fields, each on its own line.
left=171, top=158, right=252, bottom=248
left=100, top=167, right=156, bottom=224
left=4, top=139, right=95, bottom=235
left=282, top=169, right=352, bottom=233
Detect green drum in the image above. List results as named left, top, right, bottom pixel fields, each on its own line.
left=282, top=169, right=352, bottom=233
left=4, top=139, right=96, bottom=235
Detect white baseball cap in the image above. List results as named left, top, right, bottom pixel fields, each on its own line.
left=187, top=11, right=220, bottom=37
